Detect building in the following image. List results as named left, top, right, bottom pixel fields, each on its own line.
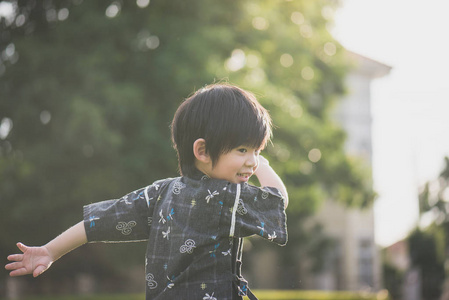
left=302, top=51, right=391, bottom=291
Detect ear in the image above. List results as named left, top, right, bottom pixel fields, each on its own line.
left=193, top=138, right=210, bottom=163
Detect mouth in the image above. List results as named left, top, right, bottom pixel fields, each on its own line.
left=237, top=172, right=252, bottom=181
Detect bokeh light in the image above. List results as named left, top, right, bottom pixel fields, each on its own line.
left=15, top=14, right=25, bottom=27
left=46, top=9, right=57, bottom=22
left=246, top=53, right=260, bottom=68
left=105, top=2, right=121, bottom=18
left=289, top=104, right=303, bottom=118
left=145, top=36, right=160, bottom=50
left=40, top=111, right=51, bottom=125
left=245, top=68, right=266, bottom=84
left=252, top=16, right=269, bottom=30
left=299, top=161, right=313, bottom=174
left=280, top=53, right=294, bottom=68
left=324, top=42, right=337, bottom=56
left=58, top=8, right=69, bottom=21
left=321, top=6, right=335, bottom=21
left=301, top=66, right=315, bottom=80
left=0, top=118, right=13, bottom=139
left=300, top=23, right=313, bottom=38
left=308, top=148, right=322, bottom=163
left=225, top=49, right=246, bottom=71
left=136, top=0, right=150, bottom=8
left=291, top=11, right=304, bottom=25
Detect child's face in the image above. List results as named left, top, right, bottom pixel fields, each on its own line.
left=206, top=146, right=260, bottom=184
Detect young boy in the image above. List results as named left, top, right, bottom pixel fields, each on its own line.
left=5, top=83, right=288, bottom=300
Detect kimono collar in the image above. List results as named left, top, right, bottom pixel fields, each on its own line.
left=187, top=168, right=211, bottom=181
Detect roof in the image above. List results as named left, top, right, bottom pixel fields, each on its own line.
left=345, top=50, right=392, bottom=78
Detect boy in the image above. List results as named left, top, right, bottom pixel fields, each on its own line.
left=5, top=83, right=288, bottom=300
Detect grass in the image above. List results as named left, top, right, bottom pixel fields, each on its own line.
left=5, top=294, right=144, bottom=300
left=10, top=290, right=390, bottom=300
left=246, top=289, right=391, bottom=300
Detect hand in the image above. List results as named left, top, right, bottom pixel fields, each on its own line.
left=5, top=242, right=54, bottom=277
left=254, top=155, right=288, bottom=207
left=257, top=155, right=269, bottom=166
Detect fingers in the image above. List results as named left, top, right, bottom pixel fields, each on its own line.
left=9, top=267, right=29, bottom=277
left=16, top=242, right=28, bottom=253
left=5, top=261, right=29, bottom=277
left=7, top=254, right=23, bottom=262
left=5, top=242, right=28, bottom=277
left=5, top=261, right=23, bottom=271
left=33, top=265, right=47, bottom=277
left=6, top=242, right=27, bottom=262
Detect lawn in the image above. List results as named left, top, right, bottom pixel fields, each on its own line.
left=12, top=290, right=390, bottom=300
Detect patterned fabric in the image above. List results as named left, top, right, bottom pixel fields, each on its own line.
left=83, top=170, right=287, bottom=300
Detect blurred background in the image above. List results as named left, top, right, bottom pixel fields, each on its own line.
left=0, top=0, right=448, bottom=299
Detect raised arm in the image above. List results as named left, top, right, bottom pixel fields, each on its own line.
left=5, top=221, right=87, bottom=277
left=255, top=156, right=288, bottom=208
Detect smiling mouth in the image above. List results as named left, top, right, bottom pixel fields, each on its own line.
left=237, top=173, right=252, bottom=180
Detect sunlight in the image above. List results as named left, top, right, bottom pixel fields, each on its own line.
left=40, top=111, right=51, bottom=125
left=0, top=118, right=13, bottom=139
left=0, top=1, right=14, bottom=25
left=225, top=49, right=246, bottom=72
left=136, top=0, right=150, bottom=8
left=290, top=11, right=304, bottom=25
left=308, top=148, right=322, bottom=163
left=280, top=53, right=294, bottom=68
left=145, top=36, right=160, bottom=50
left=323, top=42, right=337, bottom=56
left=58, top=8, right=69, bottom=21
left=246, top=53, right=259, bottom=68
left=105, top=2, right=121, bottom=18
left=301, top=66, right=314, bottom=80
left=252, top=16, right=269, bottom=30
left=300, top=23, right=313, bottom=38
left=15, top=14, right=25, bottom=27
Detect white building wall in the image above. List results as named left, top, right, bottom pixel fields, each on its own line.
left=309, top=52, right=391, bottom=292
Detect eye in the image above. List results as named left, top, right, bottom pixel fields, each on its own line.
left=237, top=148, right=247, bottom=153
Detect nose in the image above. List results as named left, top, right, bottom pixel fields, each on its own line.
left=245, top=152, right=258, bottom=168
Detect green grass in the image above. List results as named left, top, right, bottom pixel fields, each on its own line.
left=247, top=290, right=390, bottom=300
left=9, top=290, right=390, bottom=300
left=9, top=294, right=144, bottom=300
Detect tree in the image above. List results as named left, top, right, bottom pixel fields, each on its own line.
left=0, top=0, right=374, bottom=294
left=408, top=228, right=445, bottom=300
left=416, top=156, right=449, bottom=299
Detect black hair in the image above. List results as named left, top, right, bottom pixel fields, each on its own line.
left=171, top=83, right=272, bottom=177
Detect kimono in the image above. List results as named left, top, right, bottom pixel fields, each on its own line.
left=83, top=170, right=287, bottom=300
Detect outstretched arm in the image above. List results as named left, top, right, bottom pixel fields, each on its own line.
left=5, top=221, right=87, bottom=277
left=255, top=156, right=289, bottom=208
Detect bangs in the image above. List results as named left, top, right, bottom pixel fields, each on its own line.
left=213, top=107, right=270, bottom=152
left=201, top=86, right=272, bottom=164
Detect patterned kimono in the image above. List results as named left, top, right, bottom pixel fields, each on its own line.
left=83, top=170, right=287, bottom=300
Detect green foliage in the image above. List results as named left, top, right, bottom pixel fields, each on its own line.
left=1, top=0, right=375, bottom=292
left=382, top=262, right=403, bottom=300
left=409, top=157, right=449, bottom=300
left=407, top=229, right=445, bottom=299
left=419, top=157, right=449, bottom=222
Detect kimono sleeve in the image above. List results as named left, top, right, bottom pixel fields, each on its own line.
left=83, top=183, right=159, bottom=243
left=232, top=185, right=287, bottom=246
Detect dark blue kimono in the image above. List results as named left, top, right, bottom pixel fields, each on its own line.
left=83, top=170, right=287, bottom=300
